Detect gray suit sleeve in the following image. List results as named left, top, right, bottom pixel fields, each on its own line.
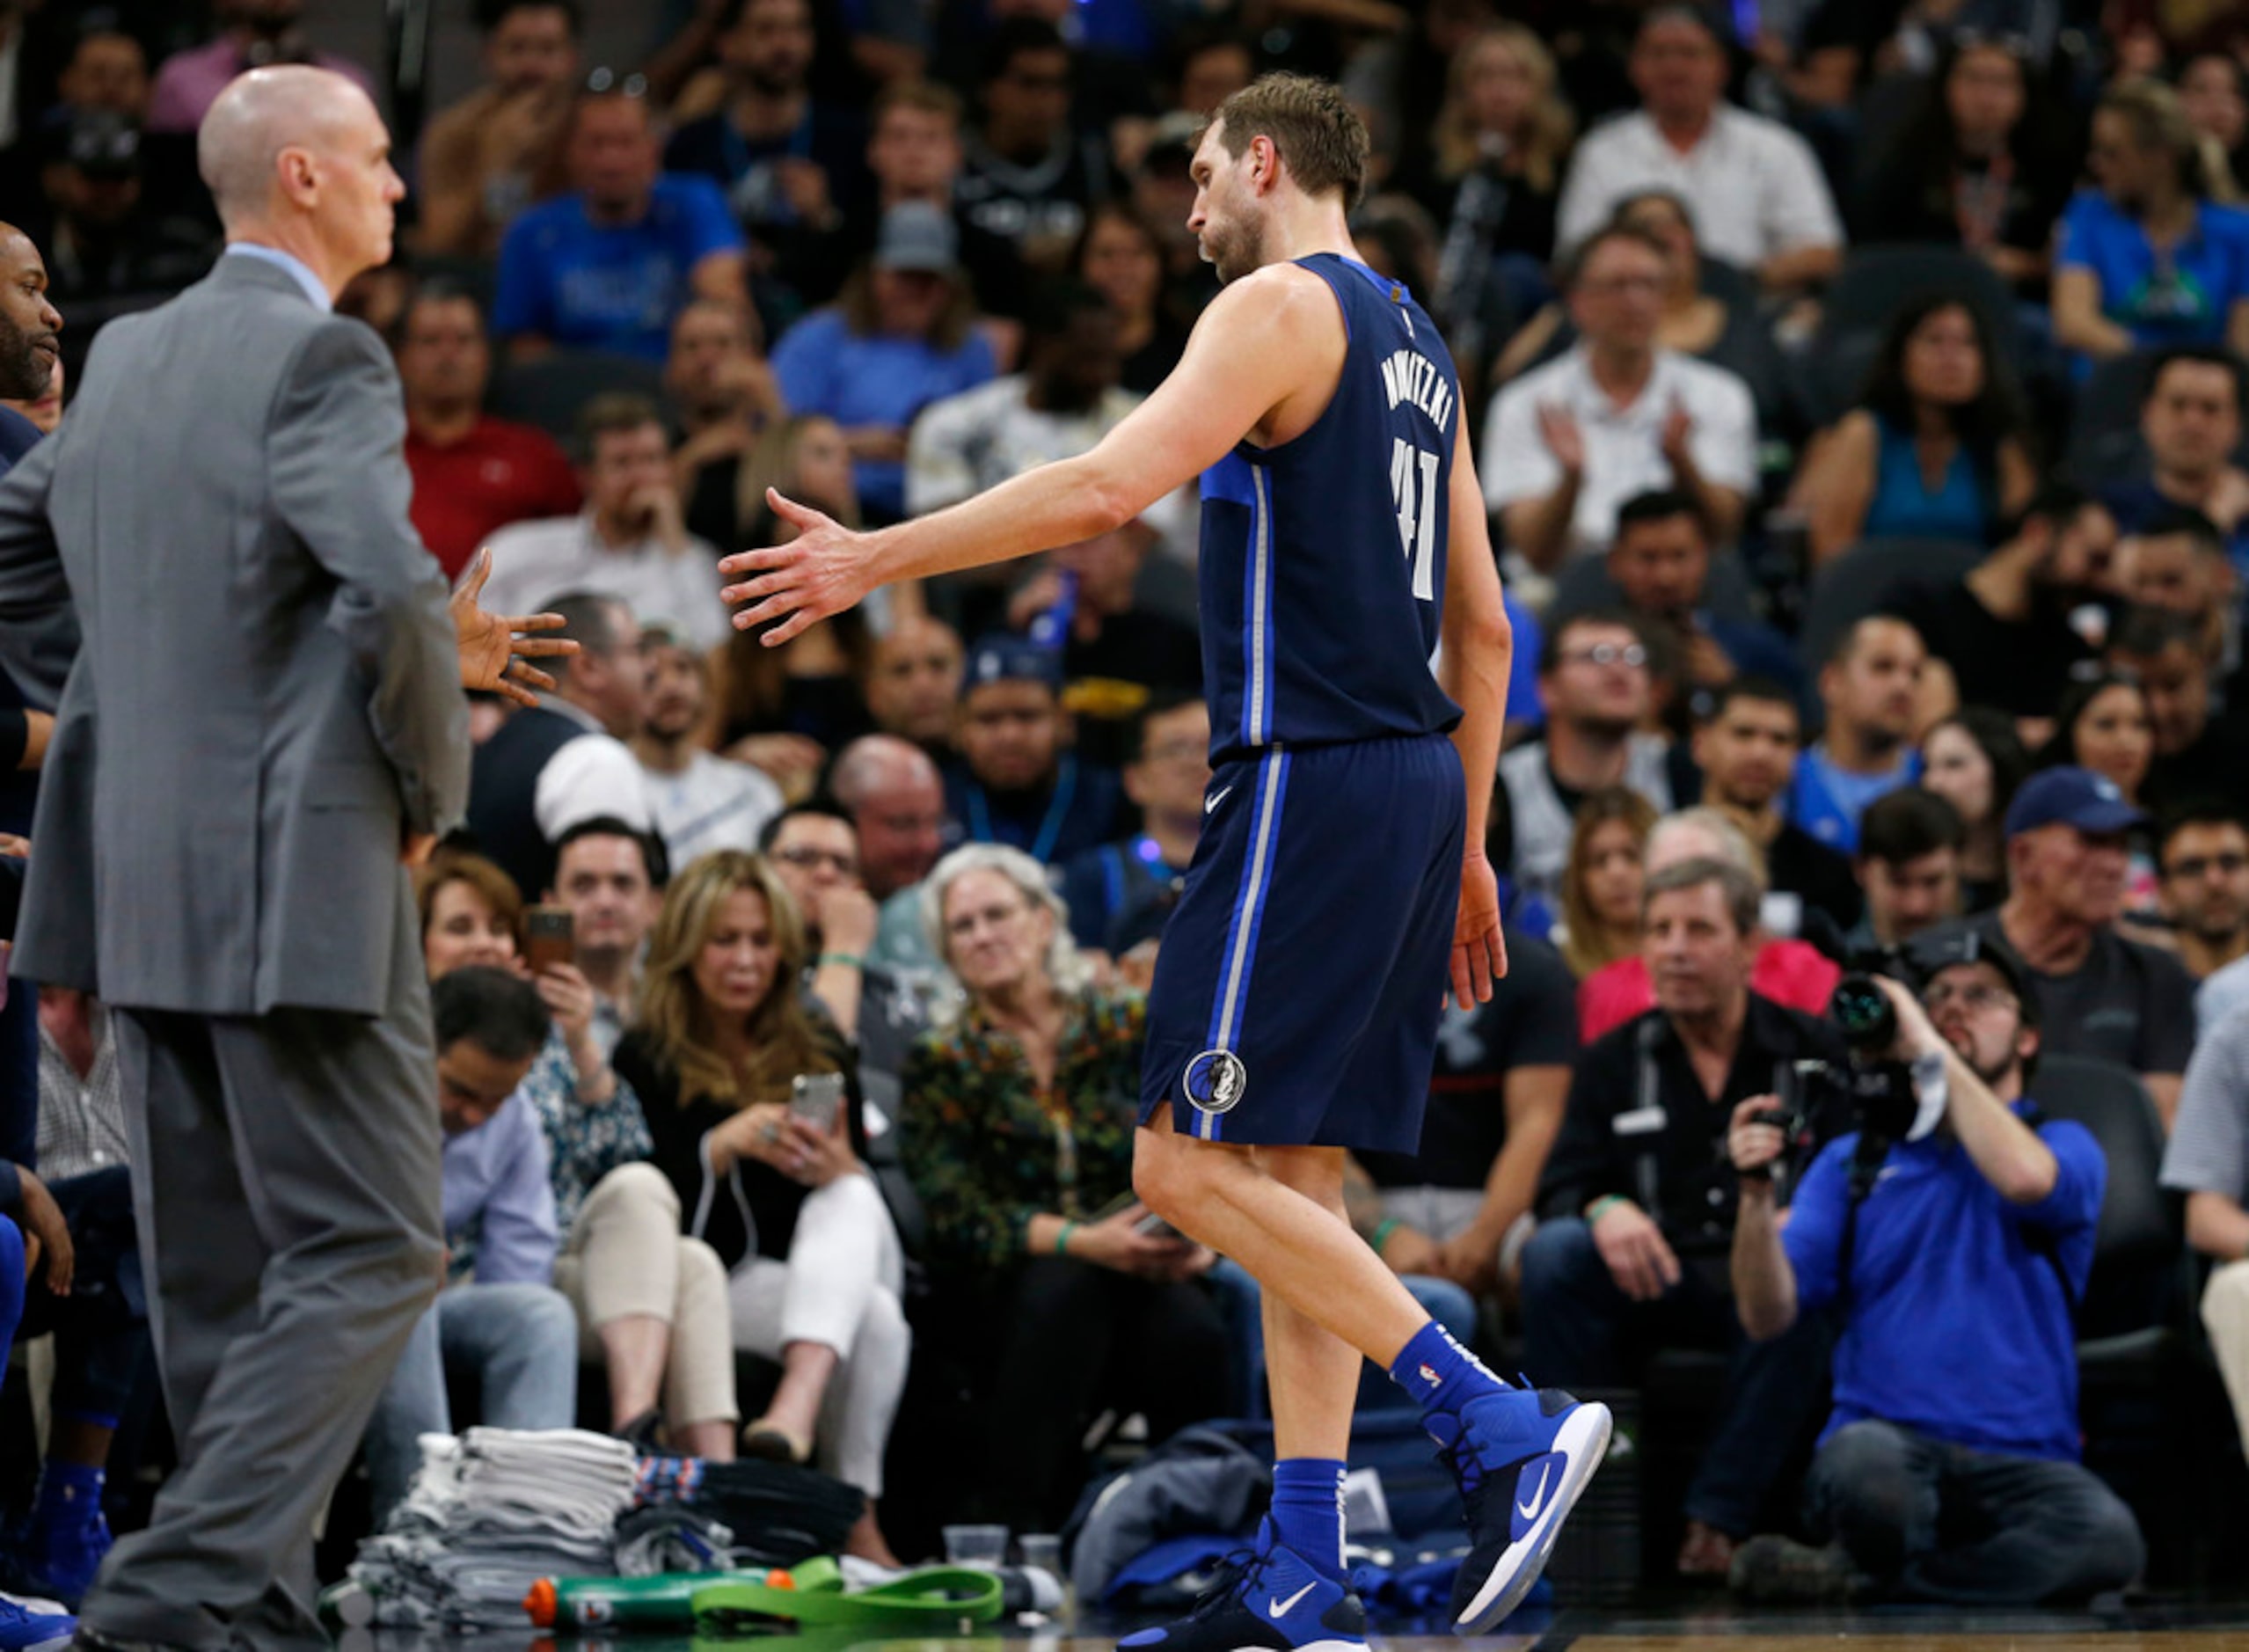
left=0, top=438, right=82, bottom=709
left=267, top=319, right=470, bottom=833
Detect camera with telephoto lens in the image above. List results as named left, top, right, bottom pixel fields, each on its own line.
left=1774, top=947, right=1929, bottom=1190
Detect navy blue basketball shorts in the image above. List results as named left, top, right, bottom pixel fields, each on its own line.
left=1139, top=733, right=1466, bottom=1152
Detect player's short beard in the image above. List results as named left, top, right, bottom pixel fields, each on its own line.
left=1205, top=215, right=1267, bottom=286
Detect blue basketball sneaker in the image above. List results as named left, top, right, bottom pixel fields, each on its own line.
left=0, top=1589, right=73, bottom=1651
left=1434, top=1385, right=1612, bottom=1634
left=1118, top=1524, right=1363, bottom=1652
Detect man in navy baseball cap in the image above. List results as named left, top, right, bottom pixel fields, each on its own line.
left=945, top=632, right=1122, bottom=869
left=2001, top=766, right=2150, bottom=839
left=1918, top=765, right=2193, bottom=1122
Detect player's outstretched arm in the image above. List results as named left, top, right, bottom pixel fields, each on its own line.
left=1439, top=411, right=1513, bottom=1007
left=720, top=265, right=1338, bottom=647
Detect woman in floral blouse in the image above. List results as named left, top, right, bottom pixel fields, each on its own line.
left=417, top=853, right=740, bottom=1460
left=901, top=844, right=1232, bottom=1531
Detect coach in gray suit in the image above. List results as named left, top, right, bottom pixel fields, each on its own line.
left=0, top=69, right=473, bottom=1650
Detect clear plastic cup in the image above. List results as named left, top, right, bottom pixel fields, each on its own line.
left=1019, top=1532, right=1062, bottom=1576
left=944, top=1523, right=1010, bottom=1568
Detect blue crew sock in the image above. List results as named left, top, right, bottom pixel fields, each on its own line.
left=1267, top=1458, right=1347, bottom=1581
left=1389, top=1320, right=1506, bottom=1422
left=33, top=1458, right=103, bottom=1522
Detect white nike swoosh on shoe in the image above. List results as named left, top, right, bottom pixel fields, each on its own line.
left=1515, top=1461, right=1552, bottom=1523
left=1267, top=1582, right=1318, bottom=1619
left=1454, top=1401, right=1616, bottom=1634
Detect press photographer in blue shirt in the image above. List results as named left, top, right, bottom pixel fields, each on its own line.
left=1723, top=932, right=2144, bottom=1604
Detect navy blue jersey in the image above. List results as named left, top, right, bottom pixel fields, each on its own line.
left=1197, top=253, right=1464, bottom=764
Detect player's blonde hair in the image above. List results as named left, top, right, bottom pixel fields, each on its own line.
left=1203, top=73, right=1369, bottom=209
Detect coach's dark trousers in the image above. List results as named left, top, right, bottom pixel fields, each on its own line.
left=90, top=939, right=443, bottom=1651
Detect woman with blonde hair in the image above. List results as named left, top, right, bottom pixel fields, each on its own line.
left=1414, top=24, right=1577, bottom=398
left=2055, top=77, right=2249, bottom=369
left=615, top=851, right=907, bottom=1564
left=709, top=415, right=917, bottom=799
left=412, top=852, right=741, bottom=1465
left=900, top=844, right=1230, bottom=1531
left=1557, top=787, right=1661, bottom=980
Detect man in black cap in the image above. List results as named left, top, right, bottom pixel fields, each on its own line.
left=1727, top=928, right=2143, bottom=1604
left=34, top=108, right=215, bottom=302
left=943, top=632, right=1124, bottom=871
left=1924, top=765, right=2196, bottom=1127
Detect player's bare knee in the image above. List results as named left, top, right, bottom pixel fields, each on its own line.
left=1133, top=1122, right=1201, bottom=1221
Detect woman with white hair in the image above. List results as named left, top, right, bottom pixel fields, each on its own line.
left=899, top=844, right=1233, bottom=1531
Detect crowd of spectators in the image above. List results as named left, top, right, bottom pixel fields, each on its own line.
left=11, top=0, right=2249, bottom=1614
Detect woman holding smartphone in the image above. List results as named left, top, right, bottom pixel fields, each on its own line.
left=614, top=851, right=906, bottom=1565
left=900, top=844, right=1231, bottom=1532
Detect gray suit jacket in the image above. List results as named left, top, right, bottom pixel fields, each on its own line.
left=0, top=253, right=470, bottom=1016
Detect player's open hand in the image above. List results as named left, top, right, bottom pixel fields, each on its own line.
left=452, top=546, right=579, bottom=708
left=720, top=489, right=878, bottom=648
left=1449, top=852, right=1508, bottom=1010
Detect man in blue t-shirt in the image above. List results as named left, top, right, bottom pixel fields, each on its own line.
left=1724, top=932, right=2144, bottom=1604
left=1786, top=615, right=1925, bottom=855
left=492, top=85, right=748, bottom=361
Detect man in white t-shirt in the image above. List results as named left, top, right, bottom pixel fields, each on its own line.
left=632, top=618, right=784, bottom=866
left=904, top=282, right=1140, bottom=517
left=1555, top=6, right=1843, bottom=294
left=478, top=391, right=732, bottom=650
left=1483, top=225, right=1757, bottom=574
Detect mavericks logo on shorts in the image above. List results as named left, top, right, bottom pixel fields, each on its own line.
left=1183, top=1049, right=1248, bottom=1114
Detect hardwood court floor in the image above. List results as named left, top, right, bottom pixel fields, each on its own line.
left=352, top=1602, right=2249, bottom=1652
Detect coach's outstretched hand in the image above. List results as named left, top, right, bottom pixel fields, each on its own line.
left=720, top=488, right=878, bottom=647
left=1451, top=852, right=1508, bottom=1010
left=453, top=546, right=578, bottom=708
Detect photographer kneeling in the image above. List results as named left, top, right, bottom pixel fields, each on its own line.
left=1727, top=936, right=2145, bottom=1604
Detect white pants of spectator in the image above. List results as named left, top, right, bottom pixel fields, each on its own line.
left=727, top=1171, right=908, bottom=1496
left=551, top=1162, right=739, bottom=1431
left=2203, top=1260, right=2249, bottom=1451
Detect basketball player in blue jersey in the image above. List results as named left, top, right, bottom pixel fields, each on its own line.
left=721, top=74, right=1610, bottom=1645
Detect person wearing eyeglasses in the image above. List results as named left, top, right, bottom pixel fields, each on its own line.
left=758, top=799, right=938, bottom=1132
left=1482, top=224, right=1756, bottom=585
left=2156, top=808, right=2249, bottom=983
left=1727, top=938, right=2143, bottom=1605
left=1495, top=610, right=1676, bottom=922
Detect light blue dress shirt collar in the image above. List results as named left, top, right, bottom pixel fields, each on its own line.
left=223, top=242, right=334, bottom=312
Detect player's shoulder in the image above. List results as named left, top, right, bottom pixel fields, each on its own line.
left=1206, top=259, right=1347, bottom=333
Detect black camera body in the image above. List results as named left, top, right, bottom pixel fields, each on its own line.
left=1748, top=948, right=1923, bottom=1188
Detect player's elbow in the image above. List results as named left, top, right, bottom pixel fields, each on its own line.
left=1072, top=472, right=1143, bottom=542
left=1444, top=590, right=1512, bottom=669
